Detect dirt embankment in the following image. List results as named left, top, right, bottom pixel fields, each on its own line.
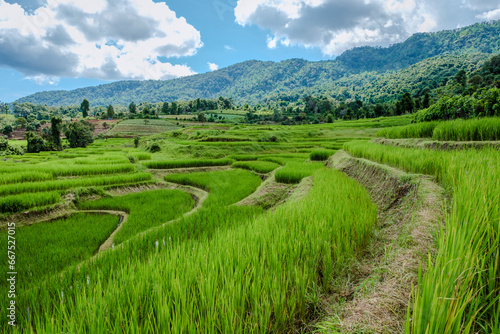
left=316, top=150, right=446, bottom=333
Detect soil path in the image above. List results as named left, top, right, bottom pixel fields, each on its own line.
left=316, top=150, right=446, bottom=333
left=78, top=210, right=129, bottom=252
left=92, top=182, right=208, bottom=254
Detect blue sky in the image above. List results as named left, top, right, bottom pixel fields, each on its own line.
left=1, top=0, right=499, bottom=103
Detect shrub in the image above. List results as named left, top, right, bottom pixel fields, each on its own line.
left=64, top=120, right=95, bottom=148
left=148, top=143, right=161, bottom=153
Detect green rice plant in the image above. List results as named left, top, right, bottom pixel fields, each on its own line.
left=72, top=156, right=131, bottom=165
left=56, top=153, right=89, bottom=158
left=257, top=156, right=288, bottom=165
left=0, top=173, right=152, bottom=196
left=257, top=153, right=310, bottom=165
left=143, top=158, right=233, bottom=169
left=432, top=117, right=500, bottom=141
left=376, top=121, right=439, bottom=139
left=0, top=163, right=135, bottom=176
left=227, top=154, right=260, bottom=161
left=165, top=169, right=262, bottom=208
left=0, top=171, right=53, bottom=185
left=232, top=160, right=280, bottom=173
left=126, top=153, right=152, bottom=162
left=309, top=149, right=335, bottom=161
left=344, top=141, right=500, bottom=333
left=0, top=213, right=118, bottom=290
left=275, top=161, right=324, bottom=184
left=12, top=168, right=376, bottom=333
left=0, top=191, right=60, bottom=213
left=78, top=189, right=194, bottom=244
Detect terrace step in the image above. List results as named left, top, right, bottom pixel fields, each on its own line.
left=316, top=150, right=445, bottom=333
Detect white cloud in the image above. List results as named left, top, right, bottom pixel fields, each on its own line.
left=0, top=0, right=203, bottom=83
left=224, top=45, right=236, bottom=51
left=267, top=36, right=278, bottom=49
left=477, top=8, right=500, bottom=20
left=26, top=75, right=60, bottom=85
left=234, top=0, right=500, bottom=55
left=208, top=62, right=219, bottom=71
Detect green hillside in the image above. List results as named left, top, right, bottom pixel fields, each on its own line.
left=15, top=20, right=500, bottom=107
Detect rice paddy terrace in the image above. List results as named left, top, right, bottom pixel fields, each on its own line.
left=1, top=116, right=499, bottom=333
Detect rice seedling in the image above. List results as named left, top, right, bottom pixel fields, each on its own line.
left=78, top=189, right=194, bottom=244
left=72, top=156, right=131, bottom=165
left=0, top=191, right=60, bottom=213
left=0, top=171, right=53, bottom=185
left=126, top=152, right=152, bottom=162
left=432, top=117, right=500, bottom=141
left=344, top=141, right=500, bottom=333
left=56, top=153, right=89, bottom=158
left=0, top=173, right=152, bottom=196
left=376, top=121, right=439, bottom=139
left=11, top=168, right=376, bottom=333
left=227, top=154, right=261, bottom=161
left=377, top=117, right=500, bottom=141
left=143, top=158, right=233, bottom=169
left=0, top=163, right=135, bottom=177
left=232, top=160, right=280, bottom=173
left=0, top=213, right=119, bottom=291
left=309, top=149, right=335, bottom=161
left=257, top=156, right=289, bottom=165
left=165, top=169, right=262, bottom=208
left=275, top=161, right=324, bottom=184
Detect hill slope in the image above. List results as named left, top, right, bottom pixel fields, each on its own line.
left=16, top=20, right=500, bottom=106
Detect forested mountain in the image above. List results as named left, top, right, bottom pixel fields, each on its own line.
left=16, top=20, right=500, bottom=107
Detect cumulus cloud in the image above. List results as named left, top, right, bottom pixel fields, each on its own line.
left=477, top=8, right=500, bottom=20
left=234, top=0, right=500, bottom=55
left=208, top=62, right=219, bottom=71
left=0, top=0, right=203, bottom=83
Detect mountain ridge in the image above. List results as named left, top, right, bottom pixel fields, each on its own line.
left=16, top=20, right=500, bottom=106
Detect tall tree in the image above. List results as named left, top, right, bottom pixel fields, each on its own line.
left=422, top=92, right=431, bottom=109
left=80, top=99, right=90, bottom=118
left=129, top=102, right=137, bottom=114
left=198, top=113, right=207, bottom=123
left=401, top=92, right=415, bottom=114
left=50, top=116, right=63, bottom=151
left=161, top=102, right=170, bottom=114
left=107, top=105, right=115, bottom=119
left=455, top=69, right=467, bottom=86
left=170, top=101, right=178, bottom=115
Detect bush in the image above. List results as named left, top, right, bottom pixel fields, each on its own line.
left=148, top=143, right=161, bottom=153
left=64, top=121, right=95, bottom=148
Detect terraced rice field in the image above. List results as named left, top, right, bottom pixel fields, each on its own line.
left=105, top=119, right=182, bottom=136
left=1, top=115, right=498, bottom=333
